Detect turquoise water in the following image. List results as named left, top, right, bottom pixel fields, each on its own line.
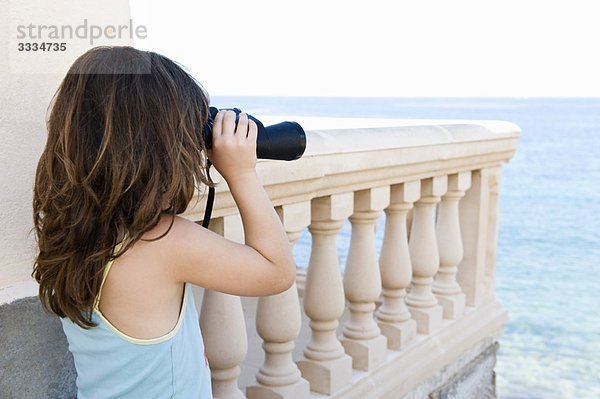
left=213, top=96, right=600, bottom=398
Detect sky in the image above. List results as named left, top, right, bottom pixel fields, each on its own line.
left=130, top=0, right=600, bottom=97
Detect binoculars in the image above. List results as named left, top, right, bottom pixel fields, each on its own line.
left=203, top=106, right=306, bottom=161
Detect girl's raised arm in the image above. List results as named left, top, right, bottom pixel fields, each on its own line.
left=168, top=110, right=296, bottom=296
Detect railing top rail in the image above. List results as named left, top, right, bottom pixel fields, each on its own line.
left=259, top=115, right=520, bottom=157
left=183, top=117, right=521, bottom=220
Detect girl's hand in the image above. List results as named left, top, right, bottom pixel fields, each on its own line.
left=207, top=110, right=258, bottom=184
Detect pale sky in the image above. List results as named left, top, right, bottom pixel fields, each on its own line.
left=130, top=0, right=600, bottom=97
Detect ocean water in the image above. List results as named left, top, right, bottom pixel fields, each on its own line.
left=212, top=96, right=600, bottom=399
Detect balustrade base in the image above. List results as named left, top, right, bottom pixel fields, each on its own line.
left=316, top=301, right=507, bottom=399
left=408, top=304, right=443, bottom=334
left=341, top=334, right=388, bottom=371
left=297, top=354, right=353, bottom=395
left=436, top=293, right=466, bottom=320
left=378, top=319, right=417, bottom=350
left=246, top=378, right=310, bottom=399
left=212, top=383, right=245, bottom=399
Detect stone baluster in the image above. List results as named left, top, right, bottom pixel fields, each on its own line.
left=433, top=172, right=471, bottom=319
left=406, top=176, right=448, bottom=334
left=457, top=166, right=502, bottom=307
left=375, top=181, right=420, bottom=350
left=485, top=166, right=502, bottom=300
left=295, top=269, right=307, bottom=298
left=200, top=215, right=248, bottom=399
left=247, top=202, right=311, bottom=399
left=297, top=193, right=353, bottom=395
left=341, top=187, right=389, bottom=370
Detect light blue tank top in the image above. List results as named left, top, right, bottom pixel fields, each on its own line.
left=59, top=236, right=213, bottom=398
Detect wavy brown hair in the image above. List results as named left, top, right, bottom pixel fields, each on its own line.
left=32, top=46, right=214, bottom=329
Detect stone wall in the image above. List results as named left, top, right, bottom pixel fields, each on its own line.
left=0, top=297, right=76, bottom=399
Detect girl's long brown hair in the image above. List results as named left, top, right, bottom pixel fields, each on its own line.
left=32, top=46, right=214, bottom=329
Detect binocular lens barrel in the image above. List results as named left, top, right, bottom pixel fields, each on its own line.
left=203, top=107, right=306, bottom=161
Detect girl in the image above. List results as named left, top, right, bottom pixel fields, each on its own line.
left=32, top=46, right=296, bottom=398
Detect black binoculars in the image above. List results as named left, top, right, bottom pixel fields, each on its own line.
left=203, top=106, right=306, bottom=161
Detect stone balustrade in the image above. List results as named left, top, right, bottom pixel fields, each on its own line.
left=183, top=116, right=520, bottom=399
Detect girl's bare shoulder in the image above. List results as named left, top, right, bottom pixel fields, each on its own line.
left=150, top=214, right=205, bottom=242
left=141, top=214, right=201, bottom=241
left=139, top=214, right=209, bottom=263
left=119, top=214, right=204, bottom=286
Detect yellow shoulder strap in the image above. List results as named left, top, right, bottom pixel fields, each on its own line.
left=93, top=233, right=128, bottom=311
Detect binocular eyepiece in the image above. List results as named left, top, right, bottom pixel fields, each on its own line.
left=203, top=106, right=306, bottom=161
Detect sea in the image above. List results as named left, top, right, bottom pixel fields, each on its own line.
left=212, top=96, right=600, bottom=399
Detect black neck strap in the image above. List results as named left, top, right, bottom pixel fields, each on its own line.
left=202, top=161, right=215, bottom=229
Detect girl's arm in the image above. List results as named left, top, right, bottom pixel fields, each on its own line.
left=167, top=110, right=296, bottom=296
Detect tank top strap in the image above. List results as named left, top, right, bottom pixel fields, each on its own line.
left=93, top=233, right=128, bottom=311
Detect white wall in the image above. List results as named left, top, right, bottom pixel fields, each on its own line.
left=0, top=0, right=134, bottom=303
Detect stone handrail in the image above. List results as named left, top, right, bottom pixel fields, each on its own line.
left=183, top=116, right=520, bottom=398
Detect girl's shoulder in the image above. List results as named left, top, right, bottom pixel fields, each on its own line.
left=140, top=214, right=197, bottom=249
left=112, top=214, right=195, bottom=286
left=140, top=213, right=211, bottom=271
